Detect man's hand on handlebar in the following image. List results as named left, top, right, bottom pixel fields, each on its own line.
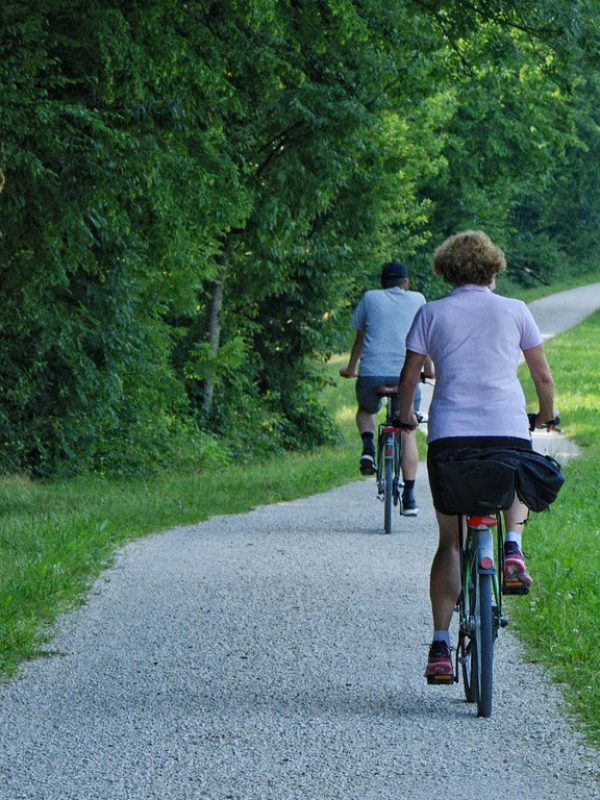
left=339, top=366, right=357, bottom=378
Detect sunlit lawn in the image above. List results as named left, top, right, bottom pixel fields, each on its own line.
left=514, top=310, right=600, bottom=744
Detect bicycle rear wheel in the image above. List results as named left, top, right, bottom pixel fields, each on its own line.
left=376, top=430, right=384, bottom=495
left=384, top=452, right=393, bottom=534
left=461, top=634, right=477, bottom=703
left=475, top=572, right=494, bottom=717
left=392, top=431, right=402, bottom=510
left=460, top=565, right=494, bottom=716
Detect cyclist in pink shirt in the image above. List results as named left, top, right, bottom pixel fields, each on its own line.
left=396, top=231, right=556, bottom=681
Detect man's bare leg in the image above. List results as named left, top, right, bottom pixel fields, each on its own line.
left=357, top=408, right=376, bottom=474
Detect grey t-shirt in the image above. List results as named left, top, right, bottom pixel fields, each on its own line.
left=351, top=287, right=426, bottom=376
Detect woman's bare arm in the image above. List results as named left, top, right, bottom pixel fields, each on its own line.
left=523, top=344, right=556, bottom=426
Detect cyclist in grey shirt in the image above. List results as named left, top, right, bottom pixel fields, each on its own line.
left=340, top=261, right=428, bottom=515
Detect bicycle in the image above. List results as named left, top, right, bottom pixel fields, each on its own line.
left=373, top=383, right=427, bottom=534
left=433, top=415, right=561, bottom=717
left=374, top=385, right=403, bottom=534
left=426, top=511, right=527, bottom=717
left=453, top=511, right=516, bottom=718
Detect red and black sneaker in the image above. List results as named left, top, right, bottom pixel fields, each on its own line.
left=503, top=541, right=532, bottom=592
left=425, top=640, right=453, bottom=684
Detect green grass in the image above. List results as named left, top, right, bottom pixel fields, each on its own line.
left=512, top=309, right=600, bottom=744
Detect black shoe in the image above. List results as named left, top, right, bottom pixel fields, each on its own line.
left=359, top=453, right=376, bottom=475
left=401, top=496, right=418, bottom=516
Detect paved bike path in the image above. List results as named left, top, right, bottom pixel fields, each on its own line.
left=528, top=282, right=600, bottom=339
left=1, top=285, right=600, bottom=800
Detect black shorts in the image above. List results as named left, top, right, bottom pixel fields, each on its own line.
left=355, top=376, right=421, bottom=415
left=427, top=436, right=532, bottom=514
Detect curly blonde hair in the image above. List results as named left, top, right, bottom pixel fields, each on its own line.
left=433, top=231, right=506, bottom=286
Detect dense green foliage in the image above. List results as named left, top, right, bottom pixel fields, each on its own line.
left=1, top=1, right=600, bottom=475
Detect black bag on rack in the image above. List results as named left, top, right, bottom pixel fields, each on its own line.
left=432, top=447, right=564, bottom=515
left=513, top=450, right=565, bottom=512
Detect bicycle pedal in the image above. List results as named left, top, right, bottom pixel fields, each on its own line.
left=503, top=580, right=530, bottom=596
left=426, top=674, right=454, bottom=685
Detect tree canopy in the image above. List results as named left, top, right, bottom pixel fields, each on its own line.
left=1, top=0, right=599, bottom=476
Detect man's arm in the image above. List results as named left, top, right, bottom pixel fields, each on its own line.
left=523, top=344, right=556, bottom=427
left=339, top=330, right=364, bottom=378
left=396, top=350, right=427, bottom=429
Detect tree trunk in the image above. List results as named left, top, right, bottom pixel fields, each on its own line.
left=201, top=243, right=229, bottom=415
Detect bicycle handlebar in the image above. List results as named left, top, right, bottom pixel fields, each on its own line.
left=527, top=412, right=562, bottom=433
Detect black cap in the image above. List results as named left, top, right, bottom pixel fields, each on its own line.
left=381, top=260, right=408, bottom=280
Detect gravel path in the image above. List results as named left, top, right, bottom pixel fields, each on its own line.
left=1, top=286, right=600, bottom=800
left=528, top=282, right=600, bottom=340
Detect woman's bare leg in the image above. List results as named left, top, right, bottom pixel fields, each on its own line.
left=503, top=494, right=529, bottom=535
left=430, top=511, right=462, bottom=631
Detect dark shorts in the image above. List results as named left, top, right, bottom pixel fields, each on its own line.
left=427, top=436, right=532, bottom=515
left=356, top=376, right=421, bottom=415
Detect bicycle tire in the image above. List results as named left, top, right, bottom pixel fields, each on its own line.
left=384, top=448, right=393, bottom=533
left=476, top=572, right=494, bottom=717
left=393, top=431, right=402, bottom=508
left=376, top=431, right=385, bottom=495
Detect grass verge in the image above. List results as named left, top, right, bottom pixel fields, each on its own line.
left=514, top=309, right=600, bottom=745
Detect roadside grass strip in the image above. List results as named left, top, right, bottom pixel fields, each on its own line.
left=515, top=309, right=600, bottom=745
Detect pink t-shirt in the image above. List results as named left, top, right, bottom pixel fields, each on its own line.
left=406, top=285, right=542, bottom=442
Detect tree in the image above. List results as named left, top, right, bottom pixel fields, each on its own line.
left=1, top=0, right=598, bottom=475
